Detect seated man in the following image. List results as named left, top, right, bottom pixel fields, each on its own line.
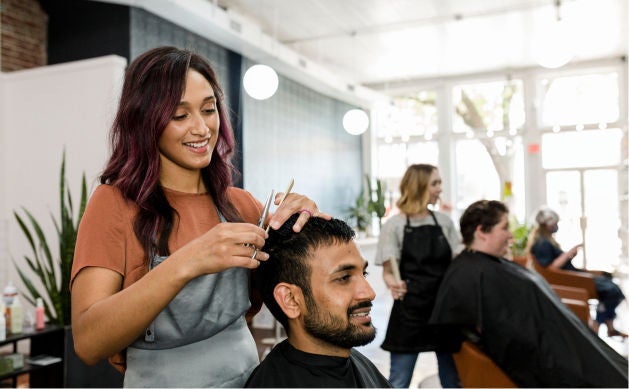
left=245, top=214, right=391, bottom=388
left=430, top=200, right=628, bottom=388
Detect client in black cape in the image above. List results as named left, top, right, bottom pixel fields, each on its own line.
left=429, top=200, right=628, bottom=388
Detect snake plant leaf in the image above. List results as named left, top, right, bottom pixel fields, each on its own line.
left=12, top=151, right=86, bottom=326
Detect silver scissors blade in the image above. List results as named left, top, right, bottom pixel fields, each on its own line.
left=258, top=189, right=275, bottom=228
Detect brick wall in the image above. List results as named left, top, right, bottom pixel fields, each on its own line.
left=1, top=0, right=47, bottom=72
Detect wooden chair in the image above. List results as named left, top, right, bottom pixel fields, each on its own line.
left=530, top=255, right=597, bottom=300
left=452, top=340, right=517, bottom=388
left=511, top=254, right=530, bottom=269
left=551, top=284, right=591, bottom=326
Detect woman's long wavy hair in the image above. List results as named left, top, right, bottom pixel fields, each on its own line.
left=101, top=46, right=242, bottom=257
left=396, top=164, right=436, bottom=215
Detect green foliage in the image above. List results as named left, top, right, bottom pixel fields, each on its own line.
left=13, top=151, right=87, bottom=326
left=365, top=175, right=386, bottom=220
left=510, top=217, right=530, bottom=257
left=346, top=175, right=387, bottom=233
left=346, top=191, right=371, bottom=232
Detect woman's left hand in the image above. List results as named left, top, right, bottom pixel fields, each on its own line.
left=268, top=192, right=331, bottom=232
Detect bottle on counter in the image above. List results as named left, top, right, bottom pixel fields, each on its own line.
left=0, top=302, right=5, bottom=341
left=3, top=281, right=17, bottom=307
left=10, top=296, right=23, bottom=334
left=35, top=298, right=45, bottom=330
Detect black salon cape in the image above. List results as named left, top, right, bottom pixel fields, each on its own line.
left=245, top=339, right=391, bottom=388
left=429, top=249, right=628, bottom=388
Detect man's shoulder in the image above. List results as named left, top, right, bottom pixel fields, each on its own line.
left=349, top=349, right=392, bottom=387
left=245, top=342, right=294, bottom=387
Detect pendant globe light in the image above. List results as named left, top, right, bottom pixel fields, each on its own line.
left=533, top=0, right=574, bottom=69
left=243, top=64, right=279, bottom=100
left=343, top=109, right=370, bottom=135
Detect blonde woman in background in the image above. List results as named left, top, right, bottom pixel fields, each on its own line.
left=528, top=207, right=626, bottom=338
left=375, top=164, right=461, bottom=388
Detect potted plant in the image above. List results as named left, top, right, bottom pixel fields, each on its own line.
left=13, top=151, right=123, bottom=387
left=346, top=191, right=372, bottom=237
left=365, top=175, right=386, bottom=232
left=510, top=217, right=531, bottom=267
left=13, top=151, right=86, bottom=326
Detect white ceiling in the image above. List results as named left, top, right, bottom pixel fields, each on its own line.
left=216, top=0, right=628, bottom=89
left=97, top=0, right=628, bottom=105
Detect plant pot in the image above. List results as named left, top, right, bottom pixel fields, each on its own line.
left=64, top=326, right=123, bottom=388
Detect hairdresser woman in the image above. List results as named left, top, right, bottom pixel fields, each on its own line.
left=70, top=47, right=329, bottom=388
left=375, top=164, right=461, bottom=388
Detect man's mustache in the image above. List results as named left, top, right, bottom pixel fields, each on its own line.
left=347, top=300, right=373, bottom=314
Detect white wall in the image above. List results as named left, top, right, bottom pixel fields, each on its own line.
left=0, top=55, right=127, bottom=303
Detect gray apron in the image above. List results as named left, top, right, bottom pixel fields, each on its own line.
left=124, top=211, right=259, bottom=387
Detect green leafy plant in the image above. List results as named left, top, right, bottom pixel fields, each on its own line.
left=365, top=175, right=386, bottom=228
left=346, top=191, right=371, bottom=232
left=510, top=217, right=530, bottom=258
left=13, top=151, right=87, bottom=326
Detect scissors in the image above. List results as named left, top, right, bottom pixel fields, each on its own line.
left=257, top=189, right=275, bottom=229
left=251, top=179, right=295, bottom=259
left=251, top=189, right=274, bottom=259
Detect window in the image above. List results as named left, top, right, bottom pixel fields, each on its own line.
left=454, top=139, right=501, bottom=210
left=542, top=128, right=622, bottom=169
left=539, top=72, right=619, bottom=127
left=374, top=91, right=440, bottom=207
left=452, top=80, right=525, bottom=135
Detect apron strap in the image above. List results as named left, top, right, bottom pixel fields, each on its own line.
left=428, top=209, right=440, bottom=226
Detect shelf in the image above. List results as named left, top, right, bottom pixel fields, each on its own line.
left=0, top=359, right=62, bottom=381
left=0, top=325, right=63, bottom=346
left=0, top=325, right=64, bottom=387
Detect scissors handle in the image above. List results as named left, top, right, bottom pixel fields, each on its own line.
left=265, top=178, right=294, bottom=233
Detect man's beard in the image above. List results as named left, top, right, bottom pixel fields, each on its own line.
left=303, top=298, right=376, bottom=349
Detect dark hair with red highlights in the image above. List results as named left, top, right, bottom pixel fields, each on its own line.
left=101, top=46, right=241, bottom=257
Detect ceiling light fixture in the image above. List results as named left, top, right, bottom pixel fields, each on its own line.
left=243, top=64, right=279, bottom=100
left=343, top=109, right=370, bottom=135
left=533, top=0, right=574, bottom=69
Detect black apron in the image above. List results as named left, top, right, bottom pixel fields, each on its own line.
left=381, top=211, right=458, bottom=353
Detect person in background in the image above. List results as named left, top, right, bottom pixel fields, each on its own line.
left=375, top=164, right=461, bottom=388
left=70, top=46, right=329, bottom=387
left=528, top=207, right=627, bottom=338
left=245, top=214, right=391, bottom=388
left=430, top=200, right=628, bottom=388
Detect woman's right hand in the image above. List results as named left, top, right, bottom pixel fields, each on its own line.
left=382, top=260, right=407, bottom=300
left=175, top=222, right=270, bottom=279
left=386, top=278, right=407, bottom=301
left=567, top=243, right=583, bottom=259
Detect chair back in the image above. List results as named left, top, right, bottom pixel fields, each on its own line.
left=530, top=255, right=597, bottom=299
left=452, top=340, right=517, bottom=388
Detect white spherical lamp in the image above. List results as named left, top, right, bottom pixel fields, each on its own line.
left=343, top=109, right=369, bottom=135
left=243, top=64, right=279, bottom=100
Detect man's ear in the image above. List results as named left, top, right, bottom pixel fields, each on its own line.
left=273, top=283, right=304, bottom=319
left=474, top=225, right=485, bottom=241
